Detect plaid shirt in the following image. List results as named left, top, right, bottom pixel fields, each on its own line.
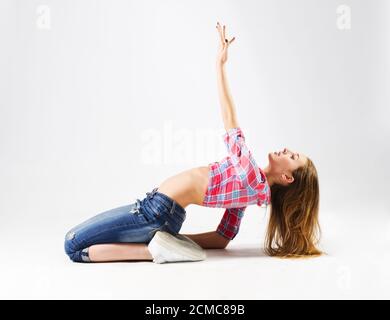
left=202, top=127, right=271, bottom=240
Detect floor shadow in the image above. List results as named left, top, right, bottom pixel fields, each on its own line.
left=205, top=247, right=268, bottom=259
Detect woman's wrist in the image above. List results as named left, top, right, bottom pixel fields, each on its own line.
left=216, top=61, right=225, bottom=69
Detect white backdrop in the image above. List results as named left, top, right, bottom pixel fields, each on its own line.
left=0, top=0, right=389, bottom=299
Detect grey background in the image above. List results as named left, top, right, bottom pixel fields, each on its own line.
left=0, top=0, right=389, bottom=299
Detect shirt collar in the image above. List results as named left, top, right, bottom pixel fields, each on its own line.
left=257, top=166, right=272, bottom=206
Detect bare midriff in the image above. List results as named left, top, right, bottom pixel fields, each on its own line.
left=156, top=165, right=211, bottom=209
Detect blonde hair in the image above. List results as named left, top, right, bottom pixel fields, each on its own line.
left=264, top=157, right=322, bottom=258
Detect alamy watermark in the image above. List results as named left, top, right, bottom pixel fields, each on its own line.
left=36, top=5, right=51, bottom=30
left=336, top=265, right=352, bottom=291
left=139, top=121, right=226, bottom=166
left=336, top=4, right=351, bottom=30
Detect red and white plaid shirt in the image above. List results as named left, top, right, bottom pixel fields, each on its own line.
left=202, top=127, right=271, bottom=240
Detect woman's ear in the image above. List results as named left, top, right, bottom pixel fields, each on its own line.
left=282, top=173, right=294, bottom=184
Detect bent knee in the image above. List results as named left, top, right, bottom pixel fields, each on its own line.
left=64, top=230, right=91, bottom=263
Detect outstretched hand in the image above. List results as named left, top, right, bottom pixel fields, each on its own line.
left=216, top=22, right=236, bottom=66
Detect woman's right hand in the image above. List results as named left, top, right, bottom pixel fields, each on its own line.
left=216, top=22, right=236, bottom=66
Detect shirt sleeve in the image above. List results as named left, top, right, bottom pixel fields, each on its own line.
left=223, top=127, right=253, bottom=186
left=216, top=207, right=246, bottom=240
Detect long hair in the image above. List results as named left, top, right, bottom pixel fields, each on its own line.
left=264, top=157, right=322, bottom=258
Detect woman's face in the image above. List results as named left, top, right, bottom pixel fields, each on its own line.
left=267, top=147, right=308, bottom=184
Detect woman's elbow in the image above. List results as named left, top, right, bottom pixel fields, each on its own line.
left=216, top=234, right=231, bottom=249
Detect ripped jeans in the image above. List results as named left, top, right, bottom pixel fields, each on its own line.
left=64, top=187, right=187, bottom=263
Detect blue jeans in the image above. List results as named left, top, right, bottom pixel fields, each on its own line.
left=64, top=187, right=187, bottom=263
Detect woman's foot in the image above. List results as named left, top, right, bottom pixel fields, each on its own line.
left=148, top=231, right=207, bottom=264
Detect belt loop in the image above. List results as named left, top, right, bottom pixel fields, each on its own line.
left=170, top=201, right=176, bottom=214
left=146, top=187, right=158, bottom=199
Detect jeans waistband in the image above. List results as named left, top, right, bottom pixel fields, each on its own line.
left=140, top=187, right=186, bottom=216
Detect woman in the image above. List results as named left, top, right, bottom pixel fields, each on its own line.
left=64, top=22, right=322, bottom=264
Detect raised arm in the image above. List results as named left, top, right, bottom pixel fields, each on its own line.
left=216, top=22, right=239, bottom=132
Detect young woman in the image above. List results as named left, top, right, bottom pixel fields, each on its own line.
left=64, top=22, right=322, bottom=264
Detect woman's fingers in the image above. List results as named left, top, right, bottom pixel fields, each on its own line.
left=216, top=22, right=235, bottom=47
left=216, top=22, right=226, bottom=44
left=228, top=37, right=235, bottom=45
left=216, top=22, right=225, bottom=44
